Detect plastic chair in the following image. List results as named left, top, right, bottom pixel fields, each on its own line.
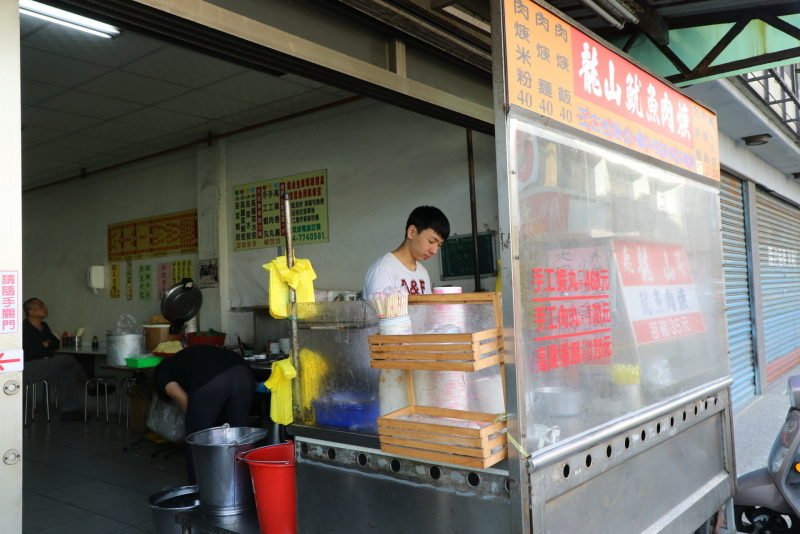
left=23, top=380, right=50, bottom=426
left=84, top=376, right=118, bottom=422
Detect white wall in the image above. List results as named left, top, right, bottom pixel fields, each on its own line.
left=720, top=130, right=800, bottom=203
left=225, top=99, right=499, bottom=308
left=23, top=99, right=499, bottom=344
left=23, top=151, right=197, bottom=341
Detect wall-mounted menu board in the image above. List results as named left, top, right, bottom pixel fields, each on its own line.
left=232, top=169, right=329, bottom=251
left=440, top=232, right=497, bottom=279
left=108, top=210, right=198, bottom=261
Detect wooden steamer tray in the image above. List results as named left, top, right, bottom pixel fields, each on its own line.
left=378, top=405, right=507, bottom=469
left=368, top=292, right=508, bottom=468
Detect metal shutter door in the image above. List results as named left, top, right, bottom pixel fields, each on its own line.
left=721, top=175, right=756, bottom=407
left=756, top=187, right=800, bottom=382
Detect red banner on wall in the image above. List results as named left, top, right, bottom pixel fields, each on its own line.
left=503, top=0, right=719, bottom=181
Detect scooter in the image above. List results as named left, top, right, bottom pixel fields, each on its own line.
left=735, top=376, right=800, bottom=533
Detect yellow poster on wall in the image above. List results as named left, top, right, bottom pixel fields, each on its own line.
left=110, top=264, right=121, bottom=299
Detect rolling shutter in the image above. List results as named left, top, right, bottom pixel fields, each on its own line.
left=720, top=174, right=756, bottom=407
left=756, top=187, right=800, bottom=382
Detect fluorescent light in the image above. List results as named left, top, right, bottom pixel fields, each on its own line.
left=19, top=0, right=120, bottom=39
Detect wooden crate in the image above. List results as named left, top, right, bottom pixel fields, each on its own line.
left=369, top=329, right=502, bottom=371
left=378, top=405, right=507, bottom=469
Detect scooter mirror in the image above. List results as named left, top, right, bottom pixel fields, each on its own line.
left=788, top=375, right=800, bottom=409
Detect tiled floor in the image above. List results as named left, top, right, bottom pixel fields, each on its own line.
left=22, top=409, right=187, bottom=534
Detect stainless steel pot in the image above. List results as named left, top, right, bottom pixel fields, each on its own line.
left=185, top=424, right=268, bottom=516
left=106, top=333, right=145, bottom=366
left=149, top=485, right=199, bottom=534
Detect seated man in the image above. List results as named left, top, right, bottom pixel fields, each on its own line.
left=22, top=297, right=87, bottom=422
left=154, top=344, right=256, bottom=483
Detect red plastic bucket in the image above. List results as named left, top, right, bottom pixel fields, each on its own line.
left=239, top=441, right=296, bottom=534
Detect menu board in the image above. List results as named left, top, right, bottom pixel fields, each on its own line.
left=110, top=264, right=121, bottom=299
left=613, top=241, right=705, bottom=344
left=233, top=169, right=329, bottom=251
left=139, top=265, right=152, bottom=300
left=108, top=210, right=198, bottom=261
left=126, top=260, right=133, bottom=301
left=157, top=262, right=172, bottom=299
left=172, top=260, right=193, bottom=284
left=532, top=246, right=612, bottom=372
left=503, top=0, right=719, bottom=181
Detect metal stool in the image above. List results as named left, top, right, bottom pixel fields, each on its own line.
left=118, top=375, right=139, bottom=430
left=23, top=380, right=50, bottom=426
left=84, top=376, right=118, bottom=422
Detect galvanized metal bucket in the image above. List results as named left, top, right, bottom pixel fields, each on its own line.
left=185, top=424, right=268, bottom=516
left=149, top=485, right=199, bottom=534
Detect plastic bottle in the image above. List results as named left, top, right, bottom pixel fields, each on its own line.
left=91, top=336, right=99, bottom=350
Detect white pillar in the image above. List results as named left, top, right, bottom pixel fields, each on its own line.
left=0, top=1, right=24, bottom=532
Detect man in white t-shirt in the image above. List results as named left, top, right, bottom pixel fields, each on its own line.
left=363, top=206, right=450, bottom=298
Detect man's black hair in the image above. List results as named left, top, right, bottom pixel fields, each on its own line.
left=23, top=297, right=40, bottom=318
left=406, top=206, right=450, bottom=241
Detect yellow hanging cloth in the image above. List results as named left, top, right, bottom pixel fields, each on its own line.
left=262, top=256, right=317, bottom=319
left=265, top=358, right=297, bottom=425
left=298, top=348, right=329, bottom=420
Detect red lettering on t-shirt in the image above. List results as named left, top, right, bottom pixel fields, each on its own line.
left=400, top=279, right=425, bottom=294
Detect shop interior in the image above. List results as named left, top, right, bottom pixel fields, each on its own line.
left=20, top=4, right=498, bottom=534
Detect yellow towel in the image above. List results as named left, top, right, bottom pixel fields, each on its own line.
left=299, top=348, right=329, bottom=419
left=265, top=358, right=297, bottom=425
left=263, top=256, right=317, bottom=319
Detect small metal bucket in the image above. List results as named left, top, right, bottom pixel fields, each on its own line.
left=149, top=485, right=199, bottom=534
left=185, top=424, right=268, bottom=516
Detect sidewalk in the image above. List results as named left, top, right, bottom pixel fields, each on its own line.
left=732, top=366, right=800, bottom=476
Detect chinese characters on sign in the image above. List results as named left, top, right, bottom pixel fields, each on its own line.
left=503, top=0, right=719, bottom=181
left=233, top=169, right=329, bottom=251
left=157, top=263, right=172, bottom=299
left=110, top=264, right=121, bottom=299
left=139, top=265, right=152, bottom=300
left=612, top=241, right=705, bottom=344
left=108, top=210, right=198, bottom=261
left=767, top=245, right=799, bottom=267
left=126, top=260, right=133, bottom=301
left=531, top=247, right=612, bottom=372
left=172, top=260, right=193, bottom=284
left=0, top=271, right=18, bottom=334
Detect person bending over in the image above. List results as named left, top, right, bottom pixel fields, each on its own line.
left=154, top=344, right=256, bottom=483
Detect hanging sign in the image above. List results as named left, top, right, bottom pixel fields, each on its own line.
left=612, top=241, right=705, bottom=344
left=157, top=262, right=173, bottom=299
left=502, top=0, right=719, bottom=181
left=232, top=169, right=329, bottom=251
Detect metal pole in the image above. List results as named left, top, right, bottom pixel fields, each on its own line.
left=282, top=193, right=303, bottom=420
left=467, top=129, right=482, bottom=291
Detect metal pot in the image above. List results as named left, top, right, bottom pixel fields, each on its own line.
left=185, top=424, right=268, bottom=516
left=106, top=333, right=145, bottom=366
left=149, top=485, right=199, bottom=534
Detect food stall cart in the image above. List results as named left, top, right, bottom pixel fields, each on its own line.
left=287, top=0, right=733, bottom=532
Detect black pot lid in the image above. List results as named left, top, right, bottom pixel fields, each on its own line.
left=161, top=278, right=203, bottom=328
